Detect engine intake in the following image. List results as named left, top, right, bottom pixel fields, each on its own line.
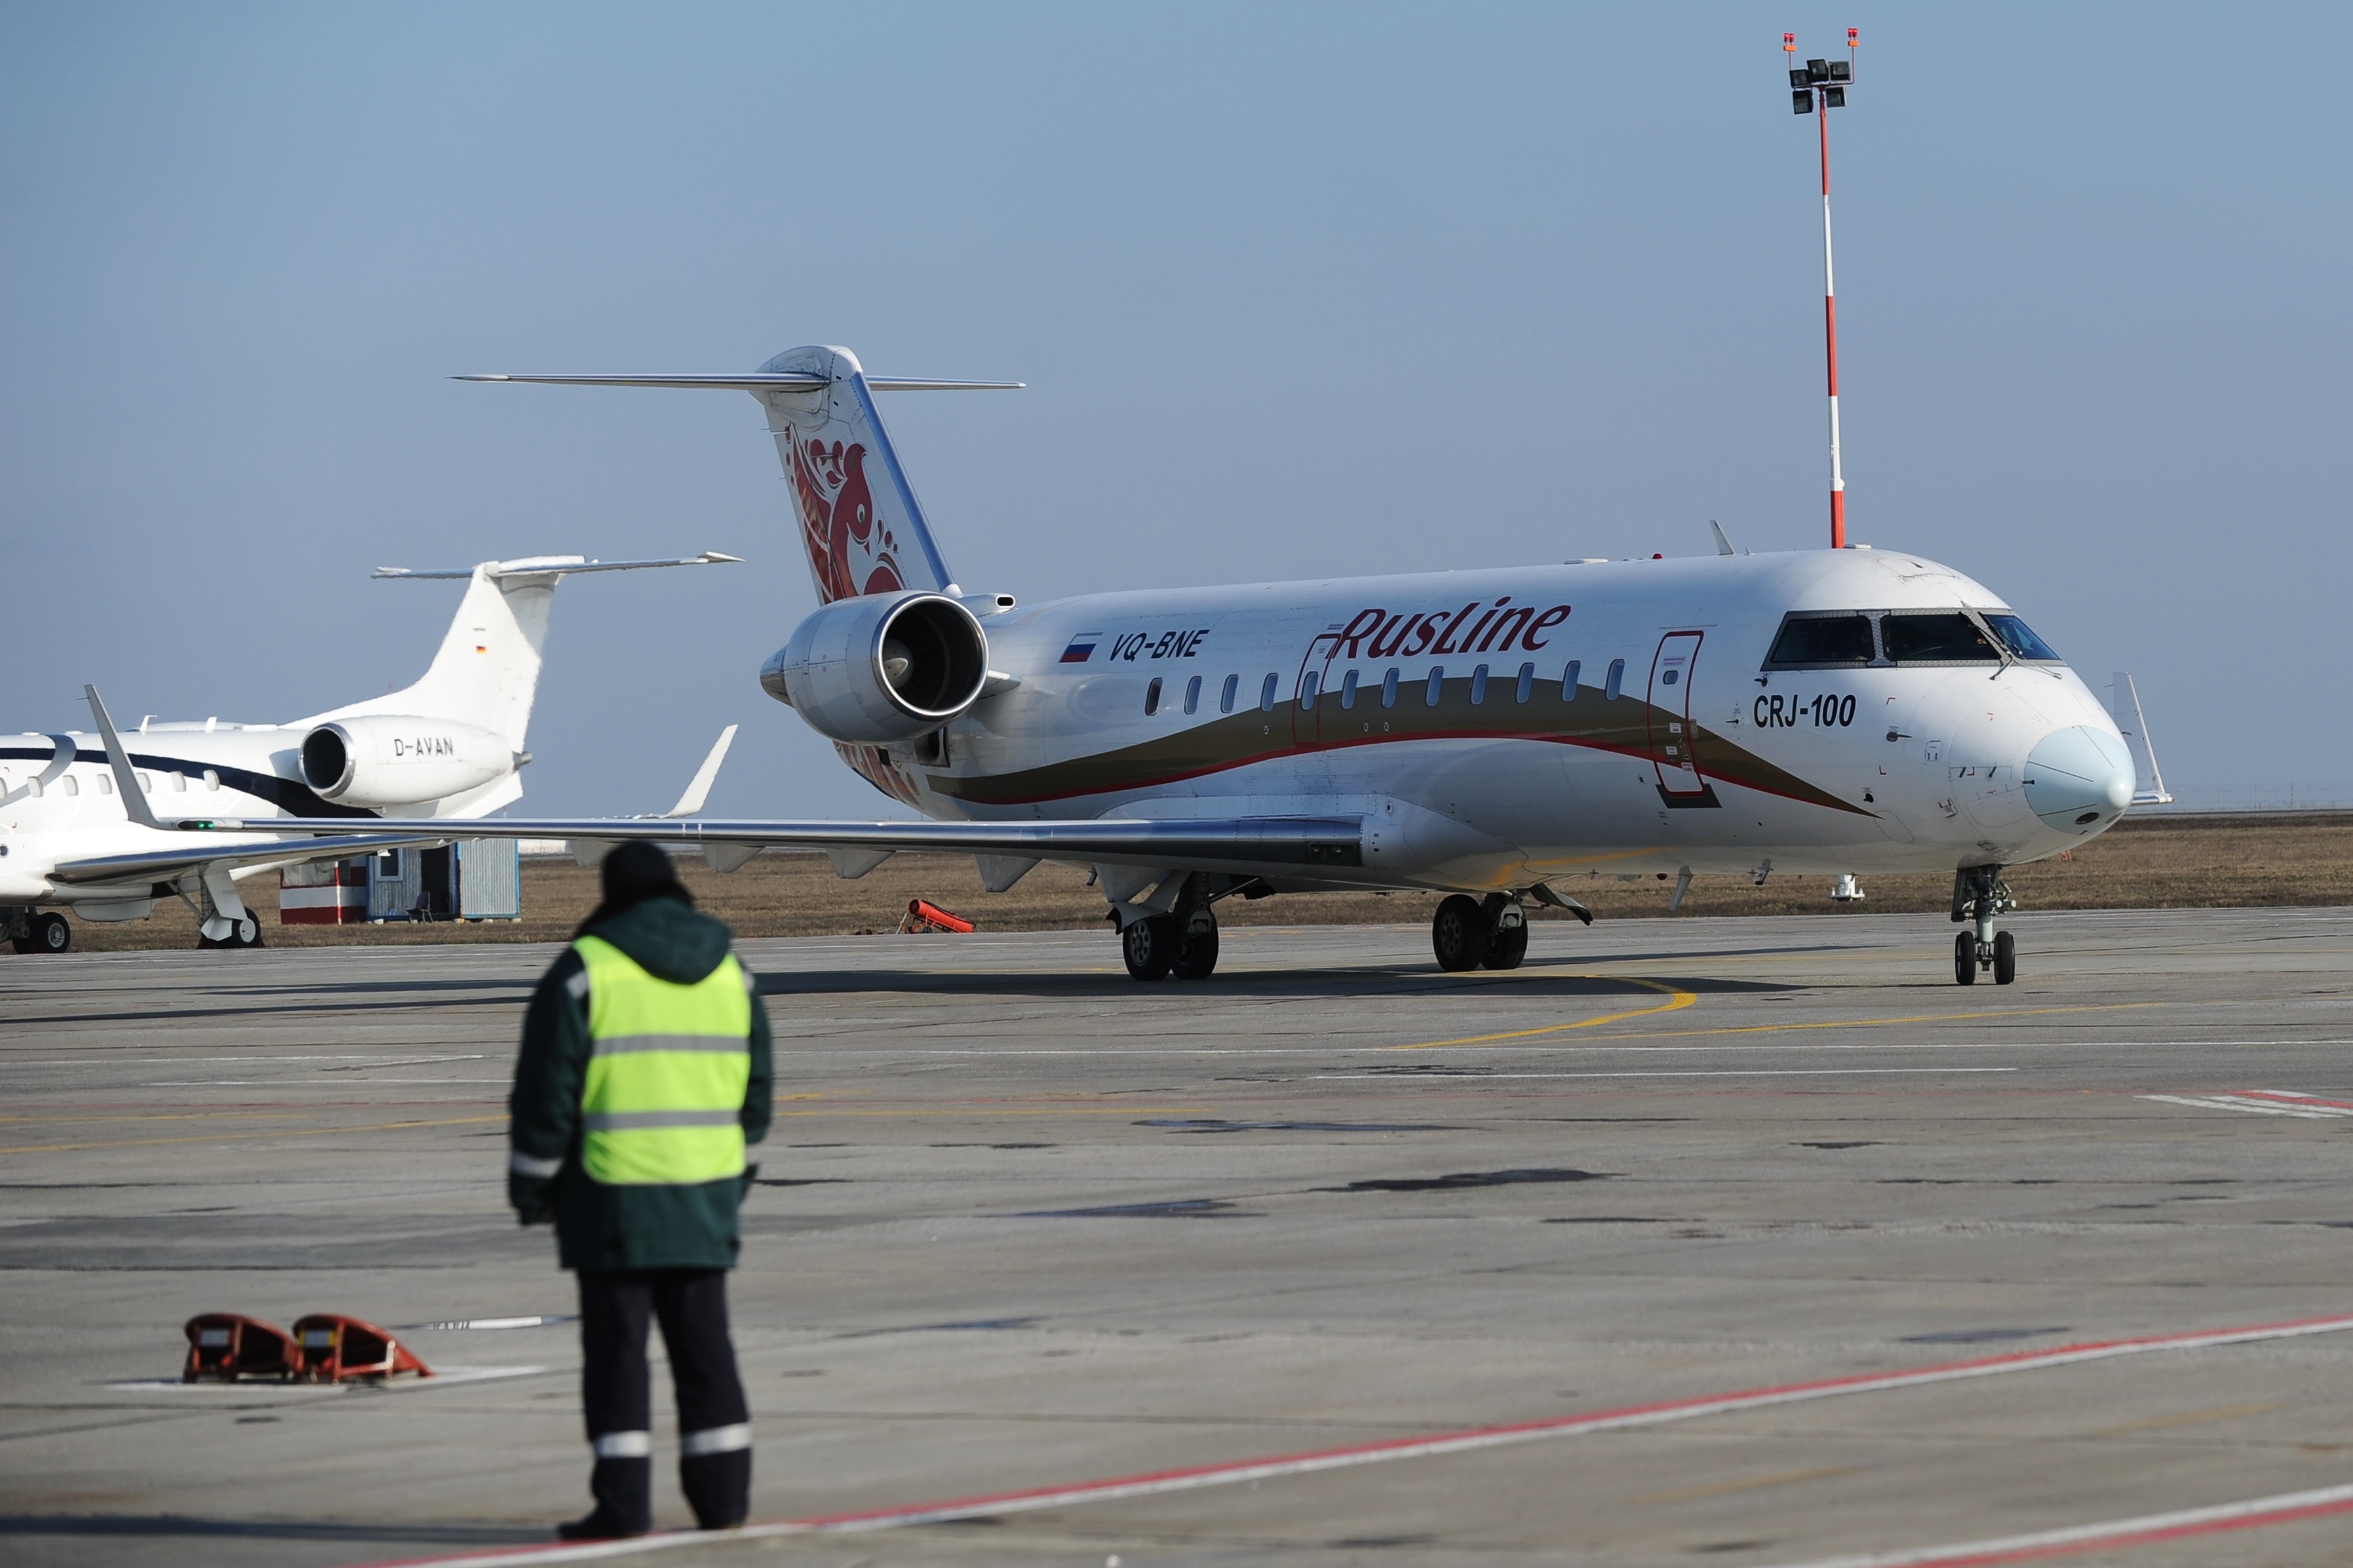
left=298, top=716, right=513, bottom=807
left=762, top=591, right=989, bottom=744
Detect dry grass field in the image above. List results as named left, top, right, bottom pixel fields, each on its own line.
left=50, top=811, right=2353, bottom=952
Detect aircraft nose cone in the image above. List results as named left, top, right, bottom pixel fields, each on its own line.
left=2024, top=725, right=2135, bottom=832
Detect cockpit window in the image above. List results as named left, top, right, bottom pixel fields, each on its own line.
left=1985, top=614, right=2061, bottom=662
left=1880, top=613, right=2000, bottom=664
left=1765, top=613, right=1875, bottom=668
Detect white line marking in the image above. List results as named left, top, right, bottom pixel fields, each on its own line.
left=1756, top=1480, right=2353, bottom=1567
left=345, top=1313, right=2353, bottom=1568
left=2139, top=1092, right=2353, bottom=1120
left=104, top=1365, right=543, bottom=1392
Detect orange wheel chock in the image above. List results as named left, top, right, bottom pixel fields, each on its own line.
left=901, top=898, right=975, bottom=934
left=289, top=1314, right=434, bottom=1382
left=182, top=1313, right=301, bottom=1383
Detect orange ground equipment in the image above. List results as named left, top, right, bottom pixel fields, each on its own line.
left=900, top=898, right=975, bottom=934
left=182, top=1313, right=301, bottom=1383
left=290, top=1314, right=434, bottom=1383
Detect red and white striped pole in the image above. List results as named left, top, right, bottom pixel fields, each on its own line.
left=1787, top=28, right=1858, bottom=549
left=1819, top=82, right=1844, bottom=549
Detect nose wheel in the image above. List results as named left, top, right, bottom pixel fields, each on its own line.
left=1951, top=868, right=2018, bottom=985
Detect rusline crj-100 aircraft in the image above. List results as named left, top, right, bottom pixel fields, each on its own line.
left=149, top=345, right=2163, bottom=985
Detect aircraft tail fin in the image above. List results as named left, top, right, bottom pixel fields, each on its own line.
left=311, top=554, right=732, bottom=750
left=457, top=351, right=1020, bottom=606
left=2105, top=672, right=2173, bottom=805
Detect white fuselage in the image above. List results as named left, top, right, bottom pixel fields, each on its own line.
left=835, top=548, right=2129, bottom=894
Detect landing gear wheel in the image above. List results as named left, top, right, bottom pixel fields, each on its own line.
left=1481, top=917, right=1528, bottom=970
left=29, top=912, right=70, bottom=955
left=1954, top=931, right=1977, bottom=985
left=1121, top=914, right=1178, bottom=981
left=1993, top=929, right=2016, bottom=985
left=1432, top=895, right=1492, bottom=972
left=199, top=913, right=265, bottom=951
left=1171, top=923, right=1220, bottom=980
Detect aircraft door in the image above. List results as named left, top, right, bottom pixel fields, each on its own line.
left=1647, top=631, right=1709, bottom=801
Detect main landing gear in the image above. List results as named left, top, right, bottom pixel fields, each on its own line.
left=1119, top=877, right=1219, bottom=982
left=197, top=912, right=264, bottom=950
left=7, top=910, right=71, bottom=955
left=1951, top=866, right=2017, bottom=985
left=1432, top=893, right=1527, bottom=973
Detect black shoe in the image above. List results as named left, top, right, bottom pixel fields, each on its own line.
left=695, top=1514, right=747, bottom=1532
left=557, top=1509, right=648, bottom=1541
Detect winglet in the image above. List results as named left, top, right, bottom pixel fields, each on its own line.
left=83, top=685, right=163, bottom=829
left=2107, top=673, right=2173, bottom=805
left=663, top=726, right=737, bottom=818
left=1709, top=520, right=1738, bottom=558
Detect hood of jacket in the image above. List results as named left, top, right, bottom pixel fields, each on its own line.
left=580, top=894, right=734, bottom=984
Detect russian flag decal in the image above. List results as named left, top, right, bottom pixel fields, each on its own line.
left=1059, top=633, right=1101, bottom=664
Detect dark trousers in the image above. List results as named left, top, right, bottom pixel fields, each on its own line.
left=577, top=1268, right=750, bottom=1530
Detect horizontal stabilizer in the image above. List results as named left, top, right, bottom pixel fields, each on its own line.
left=456, top=373, right=1022, bottom=392
left=373, top=552, right=741, bottom=582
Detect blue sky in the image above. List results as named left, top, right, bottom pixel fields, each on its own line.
left=4, top=3, right=2347, bottom=816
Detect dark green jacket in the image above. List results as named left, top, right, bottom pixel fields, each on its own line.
left=508, top=896, right=774, bottom=1272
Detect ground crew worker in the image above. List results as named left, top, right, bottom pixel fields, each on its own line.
left=507, top=841, right=774, bottom=1540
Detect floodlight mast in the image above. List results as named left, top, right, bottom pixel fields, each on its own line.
left=1785, top=28, right=1859, bottom=548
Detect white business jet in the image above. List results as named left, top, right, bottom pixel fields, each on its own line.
left=0, top=553, right=731, bottom=953
left=182, top=346, right=2169, bottom=985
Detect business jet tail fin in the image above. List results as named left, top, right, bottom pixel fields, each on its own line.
left=458, top=349, right=1019, bottom=608
left=306, top=554, right=734, bottom=752
left=2105, top=672, right=2173, bottom=805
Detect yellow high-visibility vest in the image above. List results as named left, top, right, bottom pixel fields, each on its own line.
left=573, top=935, right=752, bottom=1186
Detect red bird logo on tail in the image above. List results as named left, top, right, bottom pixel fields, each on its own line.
left=789, top=436, right=904, bottom=603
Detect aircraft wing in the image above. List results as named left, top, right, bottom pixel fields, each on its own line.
left=45, top=832, right=457, bottom=889
left=162, top=813, right=1367, bottom=875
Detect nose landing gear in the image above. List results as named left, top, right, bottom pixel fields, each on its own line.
left=1951, top=866, right=2017, bottom=985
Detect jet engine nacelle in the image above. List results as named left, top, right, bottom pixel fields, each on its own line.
left=299, top=717, right=515, bottom=807
left=760, top=591, right=989, bottom=745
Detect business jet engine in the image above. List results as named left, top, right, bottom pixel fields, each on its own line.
left=761, top=590, right=989, bottom=744
left=298, top=717, right=516, bottom=808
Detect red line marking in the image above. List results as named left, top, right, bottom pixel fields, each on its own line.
left=341, top=1312, right=2353, bottom=1568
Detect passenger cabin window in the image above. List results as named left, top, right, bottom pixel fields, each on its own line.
left=1184, top=675, right=1201, bottom=714
left=94, top=773, right=112, bottom=795
left=203, top=769, right=220, bottom=790
left=1985, top=615, right=2061, bottom=661
left=170, top=771, right=187, bottom=792
left=1259, top=672, right=1279, bottom=712
left=1144, top=678, right=1162, bottom=716
left=1298, top=672, right=1320, bottom=710
left=1381, top=668, right=1399, bottom=708
left=1604, top=659, right=1625, bottom=700
left=1425, top=666, right=1445, bottom=706
left=1880, top=613, right=2000, bottom=664
left=1765, top=613, right=1876, bottom=668
left=1560, top=659, right=1582, bottom=699
left=1469, top=664, right=1489, bottom=704
left=1515, top=662, right=1534, bottom=702
left=1220, top=674, right=1239, bottom=714
left=1340, top=669, right=1358, bottom=709
left=60, top=775, right=78, bottom=796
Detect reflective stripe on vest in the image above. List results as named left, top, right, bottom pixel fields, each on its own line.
left=574, top=934, right=752, bottom=1186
